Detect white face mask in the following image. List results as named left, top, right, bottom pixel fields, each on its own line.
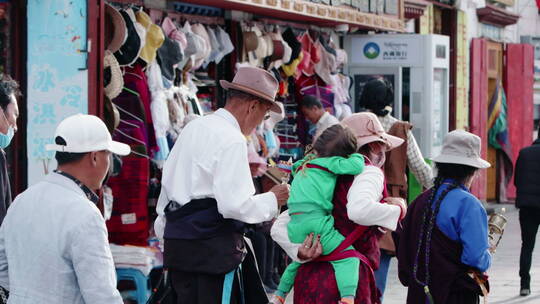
left=368, top=151, right=386, bottom=168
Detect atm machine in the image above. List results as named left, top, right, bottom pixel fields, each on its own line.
left=344, top=34, right=450, bottom=159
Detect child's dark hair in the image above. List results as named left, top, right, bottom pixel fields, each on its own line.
left=313, top=124, right=357, bottom=158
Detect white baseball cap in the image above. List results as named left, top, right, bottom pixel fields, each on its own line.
left=46, top=114, right=131, bottom=156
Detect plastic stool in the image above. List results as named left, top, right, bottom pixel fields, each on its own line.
left=116, top=268, right=151, bottom=304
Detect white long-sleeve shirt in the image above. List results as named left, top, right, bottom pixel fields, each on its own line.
left=271, top=165, right=400, bottom=262
left=315, top=111, right=340, bottom=139
left=0, top=172, right=122, bottom=304
left=154, top=108, right=279, bottom=240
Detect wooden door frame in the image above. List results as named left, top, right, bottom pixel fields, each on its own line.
left=486, top=41, right=503, bottom=202
left=87, top=0, right=104, bottom=117
left=11, top=0, right=27, bottom=195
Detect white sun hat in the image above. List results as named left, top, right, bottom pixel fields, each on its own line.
left=432, top=130, right=491, bottom=169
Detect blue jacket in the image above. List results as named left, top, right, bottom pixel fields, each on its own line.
left=432, top=180, right=492, bottom=272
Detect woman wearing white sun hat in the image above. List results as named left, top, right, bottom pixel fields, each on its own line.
left=395, top=130, right=492, bottom=304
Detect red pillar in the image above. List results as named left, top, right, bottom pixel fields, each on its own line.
left=469, top=38, right=488, bottom=200
left=504, top=43, right=535, bottom=200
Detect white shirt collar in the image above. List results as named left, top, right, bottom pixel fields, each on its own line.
left=215, top=108, right=241, bottom=131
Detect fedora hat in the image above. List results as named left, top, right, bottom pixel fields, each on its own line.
left=432, top=130, right=491, bottom=169
left=104, top=50, right=124, bottom=100
left=341, top=112, right=404, bottom=151
left=104, top=4, right=126, bottom=53
left=136, top=10, right=164, bottom=63
left=114, top=9, right=142, bottom=66
left=220, top=66, right=282, bottom=113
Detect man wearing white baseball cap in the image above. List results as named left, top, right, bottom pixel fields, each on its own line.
left=0, top=114, right=129, bottom=303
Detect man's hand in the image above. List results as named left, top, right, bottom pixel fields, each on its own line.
left=384, top=197, right=407, bottom=220
left=270, top=184, right=290, bottom=207
left=297, top=233, right=322, bottom=261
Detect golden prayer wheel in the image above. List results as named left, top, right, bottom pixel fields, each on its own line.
left=488, top=208, right=507, bottom=253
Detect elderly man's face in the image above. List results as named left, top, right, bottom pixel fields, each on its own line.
left=241, top=99, right=271, bottom=135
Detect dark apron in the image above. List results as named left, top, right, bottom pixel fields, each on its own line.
left=161, top=198, right=268, bottom=303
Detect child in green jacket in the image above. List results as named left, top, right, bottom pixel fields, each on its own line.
left=272, top=124, right=365, bottom=304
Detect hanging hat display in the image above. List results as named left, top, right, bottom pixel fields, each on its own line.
left=282, top=51, right=303, bottom=77
left=104, top=50, right=124, bottom=100
left=157, top=36, right=183, bottom=82
left=242, top=30, right=259, bottom=64
left=136, top=10, right=164, bottom=64
left=214, top=26, right=234, bottom=64
left=251, top=25, right=267, bottom=67
left=282, top=27, right=302, bottom=65
left=315, top=46, right=338, bottom=85
left=161, top=17, right=187, bottom=51
left=191, top=23, right=212, bottom=70
left=104, top=4, right=126, bottom=53
left=114, top=9, right=142, bottom=66
left=103, top=96, right=120, bottom=134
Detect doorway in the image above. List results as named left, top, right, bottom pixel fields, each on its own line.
left=486, top=41, right=503, bottom=202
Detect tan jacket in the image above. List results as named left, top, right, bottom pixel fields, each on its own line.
left=380, top=121, right=411, bottom=253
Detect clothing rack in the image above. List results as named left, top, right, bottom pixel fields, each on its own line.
left=108, top=0, right=143, bottom=8
left=255, top=17, right=327, bottom=32
left=149, top=9, right=225, bottom=26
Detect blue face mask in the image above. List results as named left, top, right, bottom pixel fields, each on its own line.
left=0, top=127, right=14, bottom=149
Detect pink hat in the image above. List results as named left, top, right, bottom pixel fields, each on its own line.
left=220, top=66, right=282, bottom=114
left=162, top=17, right=187, bottom=51
left=341, top=112, right=404, bottom=151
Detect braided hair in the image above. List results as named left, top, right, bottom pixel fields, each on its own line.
left=411, top=176, right=461, bottom=303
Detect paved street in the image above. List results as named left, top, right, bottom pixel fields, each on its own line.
left=384, top=204, right=540, bottom=303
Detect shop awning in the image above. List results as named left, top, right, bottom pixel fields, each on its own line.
left=404, top=0, right=429, bottom=20
left=170, top=0, right=405, bottom=32
left=476, top=4, right=519, bottom=27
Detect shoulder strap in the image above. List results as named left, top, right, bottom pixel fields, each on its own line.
left=295, top=163, right=334, bottom=174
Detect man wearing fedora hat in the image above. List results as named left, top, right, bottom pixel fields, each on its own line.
left=155, top=66, right=290, bottom=303
left=0, top=114, right=130, bottom=303
left=395, top=130, right=492, bottom=304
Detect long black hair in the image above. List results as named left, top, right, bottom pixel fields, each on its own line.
left=357, top=78, right=393, bottom=117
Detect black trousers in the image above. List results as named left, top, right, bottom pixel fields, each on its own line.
left=170, top=270, right=241, bottom=304
left=168, top=240, right=268, bottom=304
left=519, top=208, right=540, bottom=289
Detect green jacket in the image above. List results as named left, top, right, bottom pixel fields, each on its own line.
left=287, top=153, right=365, bottom=215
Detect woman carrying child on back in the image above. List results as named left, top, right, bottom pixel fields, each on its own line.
left=272, top=124, right=365, bottom=304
